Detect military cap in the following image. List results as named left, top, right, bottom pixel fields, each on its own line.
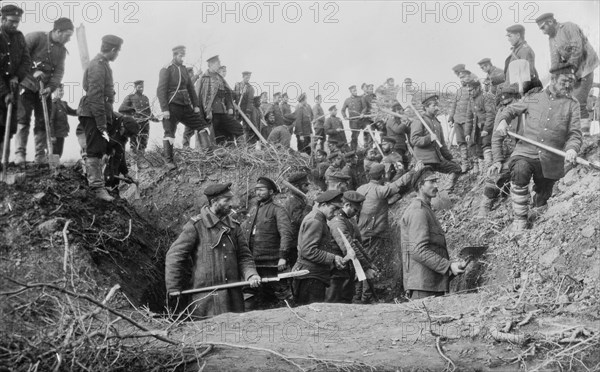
left=452, top=64, right=466, bottom=73
left=327, top=152, right=341, bottom=161
left=382, top=136, right=397, bottom=144
left=204, top=182, right=233, bottom=199
left=242, top=71, right=252, bottom=76
left=133, top=80, right=144, bottom=86
left=282, top=92, right=289, bottom=98
left=477, top=58, right=491, bottom=65
left=348, top=85, right=356, bottom=90
left=361, top=83, right=367, bottom=89
left=207, top=55, right=220, bottom=63
left=549, top=63, right=576, bottom=76
left=369, top=164, right=386, bottom=179
left=315, top=190, right=343, bottom=206
left=1, top=4, right=23, bottom=17
left=421, top=95, right=439, bottom=107
left=412, top=166, right=437, bottom=192
left=328, top=105, right=337, bottom=111
left=535, top=12, right=554, bottom=24
left=273, top=92, right=281, bottom=97
left=506, top=24, right=525, bottom=35
left=327, top=138, right=339, bottom=145
left=404, top=78, right=413, bottom=84
left=255, top=176, right=279, bottom=194
left=342, top=190, right=365, bottom=207
left=459, top=69, right=472, bottom=77
left=101, top=35, right=123, bottom=48
left=288, top=172, right=309, bottom=185
left=53, top=17, right=74, bottom=31
left=171, top=45, right=186, bottom=54
left=343, top=151, right=356, bottom=159
left=328, top=173, right=351, bottom=183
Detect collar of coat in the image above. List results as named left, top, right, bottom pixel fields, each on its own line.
left=198, top=205, right=237, bottom=229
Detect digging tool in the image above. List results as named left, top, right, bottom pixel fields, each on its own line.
left=507, top=131, right=600, bottom=170
left=366, top=125, right=385, bottom=157
left=1, top=102, right=13, bottom=183
left=281, top=179, right=309, bottom=202
left=336, top=227, right=366, bottom=281
left=406, top=101, right=443, bottom=147
left=233, top=102, right=270, bottom=148
left=40, top=81, right=60, bottom=170
left=169, top=270, right=309, bottom=296
left=458, top=245, right=489, bottom=269
left=76, top=23, right=90, bottom=70
left=508, top=59, right=530, bottom=94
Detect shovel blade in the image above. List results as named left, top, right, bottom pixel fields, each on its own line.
left=459, top=246, right=489, bottom=259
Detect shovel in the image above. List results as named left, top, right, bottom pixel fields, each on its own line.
left=40, top=81, right=60, bottom=170
left=336, top=227, right=367, bottom=281
left=458, top=245, right=489, bottom=268
left=114, top=175, right=141, bottom=200
left=1, top=102, right=14, bottom=183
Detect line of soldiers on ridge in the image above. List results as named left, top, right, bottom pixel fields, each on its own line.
left=1, top=5, right=597, bottom=315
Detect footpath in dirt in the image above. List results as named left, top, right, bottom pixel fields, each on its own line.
left=1, top=137, right=599, bottom=371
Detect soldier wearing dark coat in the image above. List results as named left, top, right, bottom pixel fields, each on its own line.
left=0, top=5, right=30, bottom=161
left=477, top=58, right=505, bottom=95
left=324, top=105, right=347, bottom=147
left=165, top=183, right=260, bottom=319
left=242, top=177, right=294, bottom=309
left=119, top=80, right=157, bottom=153
left=49, top=84, right=77, bottom=157
left=495, top=64, right=582, bottom=231
left=78, top=35, right=123, bottom=202
left=282, top=172, right=312, bottom=266
left=341, top=85, right=366, bottom=150
left=199, top=55, right=243, bottom=144
left=103, top=113, right=139, bottom=194
left=448, top=65, right=473, bottom=173
left=401, top=167, right=466, bottom=299
left=157, top=45, right=209, bottom=169
left=465, top=79, right=497, bottom=174
left=293, top=93, right=313, bottom=154
left=312, top=95, right=325, bottom=150
left=234, top=71, right=256, bottom=143
left=503, top=24, right=542, bottom=94
left=292, top=190, right=347, bottom=305
left=385, top=103, right=411, bottom=171
left=14, top=17, right=73, bottom=165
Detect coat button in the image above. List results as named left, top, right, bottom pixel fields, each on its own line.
left=224, top=255, right=227, bottom=259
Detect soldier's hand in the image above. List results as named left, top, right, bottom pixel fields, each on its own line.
left=496, top=120, right=508, bottom=136
left=9, top=77, right=19, bottom=91
left=430, top=133, right=439, bottom=143
left=481, top=130, right=489, bottom=137
left=488, top=162, right=502, bottom=176
left=365, top=268, right=378, bottom=280
left=33, top=70, right=46, bottom=80
left=465, top=135, right=471, bottom=143
left=334, top=255, right=346, bottom=270
left=450, top=262, right=466, bottom=276
left=227, top=109, right=233, bottom=116
left=565, top=149, right=577, bottom=164
left=337, top=128, right=344, bottom=132
left=206, top=111, right=213, bottom=121
left=51, top=137, right=57, bottom=144
left=4, top=93, right=14, bottom=106
left=101, top=131, right=110, bottom=142
left=277, top=258, right=287, bottom=272
left=248, top=274, right=262, bottom=288
left=414, top=160, right=425, bottom=171
left=448, top=121, right=454, bottom=128
left=162, top=111, right=170, bottom=120
left=40, top=87, right=51, bottom=97
left=193, top=106, right=200, bottom=114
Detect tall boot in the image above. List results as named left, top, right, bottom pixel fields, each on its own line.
left=510, top=182, right=529, bottom=231
left=34, top=130, right=47, bottom=164
left=477, top=196, right=494, bottom=217
left=447, top=172, right=459, bottom=193
left=86, top=157, right=114, bottom=202
left=163, top=139, right=176, bottom=170
left=483, top=148, right=493, bottom=169
left=14, top=123, right=29, bottom=166
left=580, top=118, right=590, bottom=136
left=198, top=126, right=216, bottom=151
left=459, top=144, right=469, bottom=173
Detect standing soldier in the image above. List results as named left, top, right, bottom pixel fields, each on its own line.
left=312, top=95, right=325, bottom=150
left=326, top=191, right=377, bottom=303
left=479, top=84, right=521, bottom=217
left=292, top=190, right=346, bottom=305
left=157, top=46, right=210, bottom=169
left=0, top=5, right=30, bottom=161
left=401, top=166, right=466, bottom=299
left=280, top=93, right=292, bottom=117
left=78, top=35, right=123, bottom=202
left=242, top=177, right=294, bottom=309
left=119, top=80, right=157, bottom=154
left=411, top=95, right=462, bottom=192
left=477, top=58, right=505, bottom=95
left=448, top=64, right=472, bottom=173
left=272, top=92, right=284, bottom=126
left=165, top=183, right=261, bottom=318
left=385, top=102, right=411, bottom=170
left=49, top=84, right=77, bottom=158
left=199, top=55, right=243, bottom=144
left=341, top=85, right=366, bottom=151
left=496, top=64, right=582, bottom=231
left=234, top=71, right=256, bottom=143
left=503, top=24, right=542, bottom=94
left=324, top=105, right=347, bottom=149
left=361, top=83, right=376, bottom=148
left=293, top=93, right=313, bottom=154
left=356, top=163, right=414, bottom=303
left=282, top=172, right=312, bottom=266
left=464, top=79, right=496, bottom=175
left=15, top=17, right=73, bottom=166
left=535, top=13, right=599, bottom=135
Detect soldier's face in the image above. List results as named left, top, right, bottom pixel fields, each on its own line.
left=552, top=74, right=575, bottom=96
left=55, top=88, right=64, bottom=99
left=212, top=196, right=233, bottom=217
left=255, top=187, right=272, bottom=202
left=367, top=86, right=374, bottom=94
left=507, top=33, right=520, bottom=46
left=350, top=88, right=357, bottom=96
left=1, top=15, right=21, bottom=33
left=299, top=182, right=310, bottom=193
left=135, top=84, right=144, bottom=93
left=107, top=48, right=120, bottom=62
left=425, top=102, right=439, bottom=116
left=219, top=68, right=227, bottom=77
left=324, top=204, right=339, bottom=220
left=315, top=96, right=321, bottom=104
left=242, top=74, right=250, bottom=83
left=343, top=203, right=360, bottom=218
left=56, top=29, right=73, bottom=44
left=480, top=64, right=490, bottom=73
left=174, top=52, right=185, bottom=64
left=315, top=153, right=326, bottom=162
left=381, top=142, right=392, bottom=152
left=330, top=109, right=337, bottom=116
left=538, top=20, right=556, bottom=36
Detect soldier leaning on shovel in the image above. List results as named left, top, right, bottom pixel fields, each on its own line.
left=165, top=183, right=261, bottom=319
left=15, top=17, right=73, bottom=166
left=496, top=64, right=582, bottom=232
left=0, top=5, right=30, bottom=163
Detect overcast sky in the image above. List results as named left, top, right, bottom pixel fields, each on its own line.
left=9, top=0, right=600, bottom=160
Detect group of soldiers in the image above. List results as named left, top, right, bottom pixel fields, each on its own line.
left=1, top=4, right=597, bottom=316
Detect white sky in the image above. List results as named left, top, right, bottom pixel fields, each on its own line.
left=8, top=0, right=600, bottom=161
